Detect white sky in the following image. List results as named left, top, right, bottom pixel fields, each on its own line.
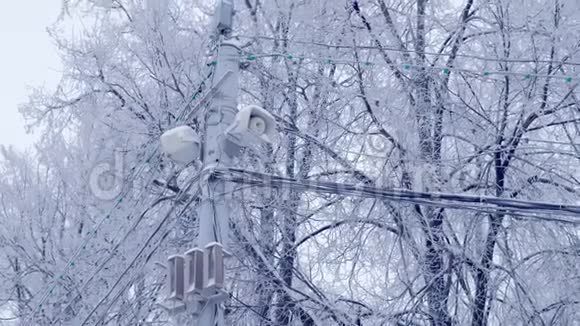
left=0, top=0, right=62, bottom=150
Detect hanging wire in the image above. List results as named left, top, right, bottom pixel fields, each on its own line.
left=234, top=34, right=580, bottom=67
left=215, top=168, right=580, bottom=222
left=235, top=52, right=580, bottom=82
left=30, top=147, right=161, bottom=319
left=78, top=174, right=203, bottom=325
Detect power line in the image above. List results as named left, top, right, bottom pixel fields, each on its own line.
left=49, top=171, right=204, bottom=325
left=237, top=52, right=579, bottom=82
left=524, top=139, right=580, bottom=146
left=49, top=195, right=171, bottom=325
left=78, top=177, right=201, bottom=326
left=215, top=168, right=580, bottom=222
left=329, top=143, right=579, bottom=164
left=48, top=160, right=580, bottom=321
left=30, top=149, right=161, bottom=320
left=235, top=34, right=580, bottom=67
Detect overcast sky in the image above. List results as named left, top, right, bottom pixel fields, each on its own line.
left=0, top=0, right=62, bottom=150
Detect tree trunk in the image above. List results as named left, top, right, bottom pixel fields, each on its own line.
left=275, top=64, right=300, bottom=326
left=415, top=1, right=451, bottom=325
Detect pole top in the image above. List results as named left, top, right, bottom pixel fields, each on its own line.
left=215, top=0, right=234, bottom=36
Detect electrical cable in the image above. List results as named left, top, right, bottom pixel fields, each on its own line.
left=49, top=194, right=174, bottom=325
left=234, top=34, right=580, bottom=67
left=215, top=168, right=580, bottom=222
left=30, top=148, right=161, bottom=321
left=234, top=52, right=580, bottom=82
left=79, top=175, right=202, bottom=325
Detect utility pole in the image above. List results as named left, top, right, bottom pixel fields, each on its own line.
left=162, top=2, right=275, bottom=324
left=196, top=1, right=238, bottom=325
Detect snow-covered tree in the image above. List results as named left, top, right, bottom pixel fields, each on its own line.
left=1, top=0, right=578, bottom=325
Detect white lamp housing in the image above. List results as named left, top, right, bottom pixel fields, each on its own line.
left=225, top=105, right=277, bottom=151
left=160, top=126, right=201, bottom=164
left=167, top=255, right=185, bottom=301
left=185, top=248, right=204, bottom=295
left=203, top=242, right=225, bottom=293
